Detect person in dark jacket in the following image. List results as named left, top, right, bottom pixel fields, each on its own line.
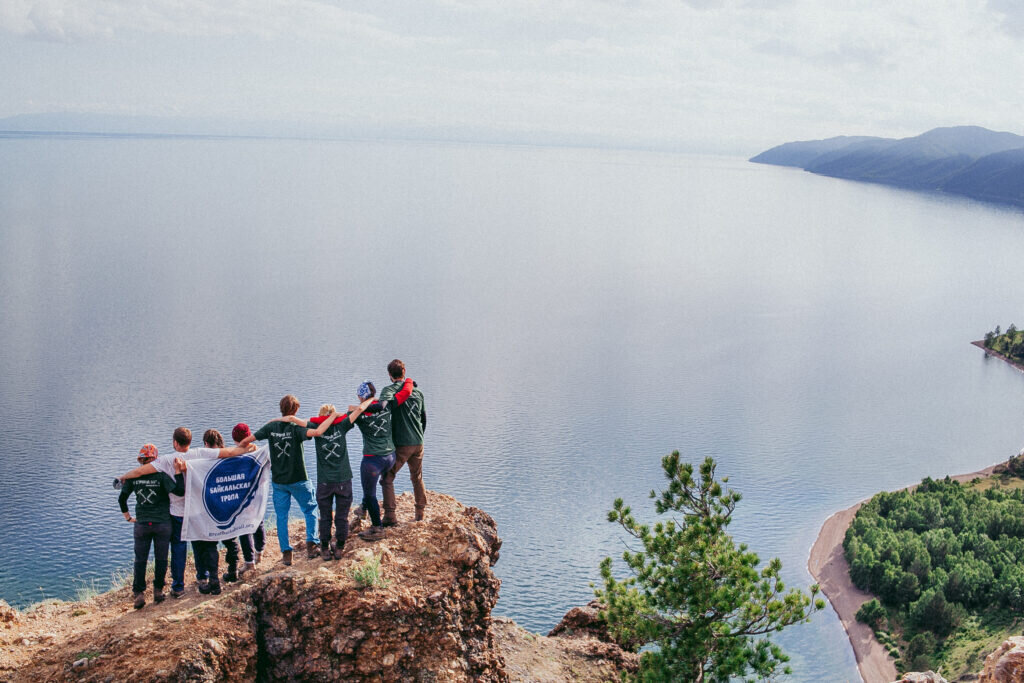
left=118, top=444, right=185, bottom=609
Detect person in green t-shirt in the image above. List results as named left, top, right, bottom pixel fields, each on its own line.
left=351, top=377, right=414, bottom=541
left=117, top=444, right=185, bottom=609
left=275, top=397, right=375, bottom=560
left=237, top=394, right=322, bottom=565
left=379, top=359, right=428, bottom=525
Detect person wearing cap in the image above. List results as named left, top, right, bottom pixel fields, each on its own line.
left=231, top=422, right=265, bottom=575
left=117, top=444, right=185, bottom=609
left=118, top=428, right=256, bottom=597
left=274, top=398, right=376, bottom=560
left=236, top=395, right=321, bottom=565
left=351, top=376, right=414, bottom=542
left=379, top=360, right=428, bottom=525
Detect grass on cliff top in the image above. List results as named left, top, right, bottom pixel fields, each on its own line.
left=968, top=473, right=1024, bottom=493
left=929, top=611, right=1021, bottom=679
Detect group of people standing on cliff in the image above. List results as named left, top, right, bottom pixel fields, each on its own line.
left=115, top=359, right=427, bottom=609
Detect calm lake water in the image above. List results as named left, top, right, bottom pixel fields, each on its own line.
left=3, top=137, right=1024, bottom=680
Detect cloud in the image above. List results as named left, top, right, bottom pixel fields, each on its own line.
left=988, top=0, right=1024, bottom=37
left=0, top=0, right=439, bottom=47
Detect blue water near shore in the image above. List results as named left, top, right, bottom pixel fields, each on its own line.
left=3, top=138, right=1024, bottom=680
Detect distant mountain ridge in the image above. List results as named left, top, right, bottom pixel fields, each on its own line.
left=751, top=126, right=1024, bottom=208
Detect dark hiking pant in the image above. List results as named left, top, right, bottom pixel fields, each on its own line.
left=360, top=452, right=395, bottom=528
left=316, top=481, right=353, bottom=548
left=381, top=444, right=426, bottom=523
left=191, top=540, right=219, bottom=585
left=133, top=521, right=171, bottom=595
left=238, top=523, right=266, bottom=563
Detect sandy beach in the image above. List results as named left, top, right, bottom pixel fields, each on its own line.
left=808, top=463, right=1000, bottom=683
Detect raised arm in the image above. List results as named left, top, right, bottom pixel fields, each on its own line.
left=307, top=412, right=340, bottom=437
left=273, top=415, right=309, bottom=427
left=216, top=443, right=258, bottom=459
left=119, top=462, right=158, bottom=483
left=389, top=377, right=414, bottom=407
left=346, top=398, right=375, bottom=423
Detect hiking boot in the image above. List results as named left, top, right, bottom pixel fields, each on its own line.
left=382, top=518, right=399, bottom=528
left=222, top=564, right=238, bottom=583
left=333, top=542, right=345, bottom=560
left=282, top=550, right=292, bottom=566
left=153, top=589, right=166, bottom=604
left=171, top=589, right=184, bottom=599
left=197, top=579, right=211, bottom=595
left=321, top=544, right=332, bottom=561
left=358, top=526, right=385, bottom=542
left=209, top=581, right=222, bottom=596
left=254, top=551, right=262, bottom=564
left=414, top=509, right=425, bottom=522
left=306, top=541, right=320, bottom=559
left=133, top=593, right=146, bottom=609
left=239, top=561, right=256, bottom=578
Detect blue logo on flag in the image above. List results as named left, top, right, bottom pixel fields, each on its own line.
left=203, top=455, right=266, bottom=530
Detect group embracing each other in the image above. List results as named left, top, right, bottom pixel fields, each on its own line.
left=115, top=359, right=427, bottom=610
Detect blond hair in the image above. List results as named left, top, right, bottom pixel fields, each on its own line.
left=318, top=403, right=335, bottom=416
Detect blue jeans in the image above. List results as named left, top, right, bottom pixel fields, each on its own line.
left=169, top=514, right=187, bottom=593
left=360, top=452, right=396, bottom=528
left=272, top=480, right=319, bottom=552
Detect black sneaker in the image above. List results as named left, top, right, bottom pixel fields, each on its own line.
left=222, top=566, right=238, bottom=583
left=209, top=582, right=222, bottom=596
left=197, top=580, right=211, bottom=595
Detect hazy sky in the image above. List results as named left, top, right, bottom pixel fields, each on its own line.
left=2, top=0, right=1023, bottom=152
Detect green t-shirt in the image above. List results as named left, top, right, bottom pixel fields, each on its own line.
left=311, top=417, right=355, bottom=484
left=118, top=472, right=184, bottom=524
left=253, top=421, right=312, bottom=485
left=379, top=380, right=426, bottom=447
left=355, top=406, right=396, bottom=456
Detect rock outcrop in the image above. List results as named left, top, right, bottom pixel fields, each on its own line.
left=979, top=636, right=1024, bottom=683
left=0, top=492, right=637, bottom=682
left=0, top=493, right=507, bottom=682
left=892, top=673, right=948, bottom=683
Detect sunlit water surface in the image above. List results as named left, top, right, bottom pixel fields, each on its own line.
left=3, top=138, right=1024, bottom=681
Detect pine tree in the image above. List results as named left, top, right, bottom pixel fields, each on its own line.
left=597, top=452, right=824, bottom=682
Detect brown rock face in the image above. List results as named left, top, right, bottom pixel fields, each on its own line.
left=251, top=502, right=506, bottom=682
left=980, top=636, right=1024, bottom=683
left=1, top=493, right=507, bottom=682
left=892, top=673, right=948, bottom=683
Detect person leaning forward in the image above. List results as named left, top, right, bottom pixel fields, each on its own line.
left=379, top=359, right=427, bottom=525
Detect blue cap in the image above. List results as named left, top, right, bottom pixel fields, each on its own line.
left=357, top=381, right=373, bottom=400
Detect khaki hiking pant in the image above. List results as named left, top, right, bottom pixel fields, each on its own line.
left=381, top=444, right=426, bottom=522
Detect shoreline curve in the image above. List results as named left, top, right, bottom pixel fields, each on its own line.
left=807, top=463, right=999, bottom=683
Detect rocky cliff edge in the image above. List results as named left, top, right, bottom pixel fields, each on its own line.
left=0, top=492, right=636, bottom=682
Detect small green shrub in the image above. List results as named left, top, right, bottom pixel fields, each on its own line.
left=348, top=554, right=388, bottom=589
left=857, top=599, right=887, bottom=631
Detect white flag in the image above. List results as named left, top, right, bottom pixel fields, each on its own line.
left=182, top=446, right=271, bottom=542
